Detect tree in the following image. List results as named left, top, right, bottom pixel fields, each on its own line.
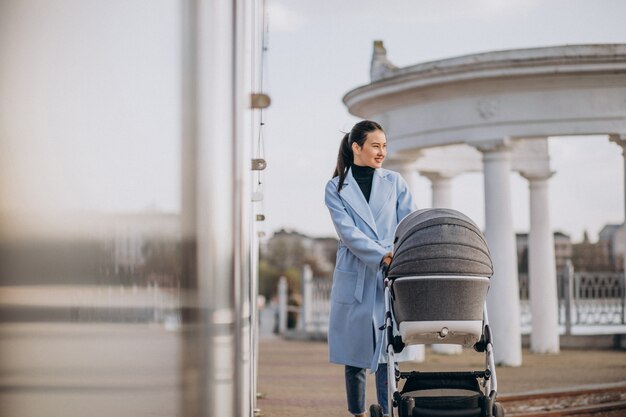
left=264, top=232, right=306, bottom=272
left=258, top=259, right=281, bottom=300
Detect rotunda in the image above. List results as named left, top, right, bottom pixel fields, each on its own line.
left=344, top=42, right=626, bottom=366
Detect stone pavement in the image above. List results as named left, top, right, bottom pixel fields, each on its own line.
left=256, top=334, right=626, bottom=417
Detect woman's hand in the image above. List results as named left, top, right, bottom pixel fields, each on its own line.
left=381, top=252, right=393, bottom=267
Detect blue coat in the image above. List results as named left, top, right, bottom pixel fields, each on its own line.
left=325, top=167, right=416, bottom=370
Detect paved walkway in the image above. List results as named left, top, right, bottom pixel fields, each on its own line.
left=257, top=334, right=626, bottom=417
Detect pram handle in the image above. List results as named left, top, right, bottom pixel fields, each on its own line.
left=381, top=263, right=389, bottom=278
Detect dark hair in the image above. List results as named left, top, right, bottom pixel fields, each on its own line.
left=333, top=120, right=383, bottom=191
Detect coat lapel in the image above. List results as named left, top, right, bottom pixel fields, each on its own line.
left=370, top=169, right=394, bottom=221
left=340, top=169, right=378, bottom=236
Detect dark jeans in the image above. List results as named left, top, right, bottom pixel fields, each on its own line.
left=344, top=363, right=388, bottom=415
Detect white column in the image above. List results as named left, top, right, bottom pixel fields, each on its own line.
left=422, top=171, right=462, bottom=355
left=422, top=172, right=454, bottom=208
left=278, top=276, right=288, bottom=334
left=385, top=151, right=421, bottom=199
left=476, top=138, right=522, bottom=367
left=393, top=162, right=419, bottom=198
left=302, top=264, right=313, bottom=333
left=610, top=135, right=626, bottom=276
left=385, top=154, right=425, bottom=360
left=521, top=171, right=560, bottom=353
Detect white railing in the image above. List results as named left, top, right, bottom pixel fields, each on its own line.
left=275, top=266, right=331, bottom=336
left=0, top=283, right=181, bottom=327
left=301, top=265, right=331, bottom=335
left=519, top=261, right=626, bottom=332
left=280, top=263, right=626, bottom=338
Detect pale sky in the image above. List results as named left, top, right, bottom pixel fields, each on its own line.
left=1, top=0, right=625, bottom=243
left=261, top=0, right=626, bottom=242
left=1, top=0, right=180, bottom=217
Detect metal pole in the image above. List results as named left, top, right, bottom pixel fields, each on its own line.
left=182, top=1, right=253, bottom=415
left=180, top=2, right=202, bottom=416
left=251, top=226, right=261, bottom=416
left=249, top=0, right=265, bottom=415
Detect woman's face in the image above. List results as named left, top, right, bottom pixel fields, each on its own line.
left=352, top=129, right=387, bottom=168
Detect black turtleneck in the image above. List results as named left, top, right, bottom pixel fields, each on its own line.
left=351, top=164, right=375, bottom=202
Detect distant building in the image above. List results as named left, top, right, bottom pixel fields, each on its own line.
left=262, top=229, right=337, bottom=276
left=554, top=232, right=573, bottom=272
left=571, top=231, right=612, bottom=272
left=598, top=224, right=625, bottom=272
left=265, top=224, right=623, bottom=280
left=516, top=232, right=572, bottom=274
left=516, top=233, right=529, bottom=273
left=306, top=237, right=338, bottom=275
left=0, top=210, right=180, bottom=286
left=103, top=211, right=180, bottom=285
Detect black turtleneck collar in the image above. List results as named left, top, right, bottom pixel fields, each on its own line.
left=351, top=164, right=375, bottom=202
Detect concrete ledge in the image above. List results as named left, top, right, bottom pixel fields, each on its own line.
left=286, top=330, right=626, bottom=350
left=522, top=333, right=626, bottom=350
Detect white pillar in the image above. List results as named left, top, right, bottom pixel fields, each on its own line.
left=610, top=135, right=626, bottom=276
left=385, top=152, right=421, bottom=199
left=422, top=172, right=454, bottom=208
left=422, top=171, right=462, bottom=355
left=476, top=138, right=522, bottom=367
left=278, top=276, right=288, bottom=334
left=393, top=162, right=419, bottom=198
left=521, top=171, right=560, bottom=353
left=385, top=154, right=425, bottom=360
left=302, top=264, right=313, bottom=333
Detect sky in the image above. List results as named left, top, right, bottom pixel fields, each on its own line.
left=260, top=0, right=626, bottom=242
left=1, top=0, right=625, bottom=243
left=1, top=0, right=180, bottom=221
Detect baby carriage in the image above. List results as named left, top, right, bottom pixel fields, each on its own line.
left=371, top=208, right=505, bottom=417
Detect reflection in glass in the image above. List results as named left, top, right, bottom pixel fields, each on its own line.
left=0, top=1, right=260, bottom=416
left=0, top=1, right=185, bottom=416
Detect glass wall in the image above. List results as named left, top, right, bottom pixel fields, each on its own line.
left=0, top=1, right=261, bottom=416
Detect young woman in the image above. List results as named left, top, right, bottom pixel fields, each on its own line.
left=324, top=120, right=416, bottom=417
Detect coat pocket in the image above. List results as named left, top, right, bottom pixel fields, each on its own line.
left=331, top=268, right=358, bottom=305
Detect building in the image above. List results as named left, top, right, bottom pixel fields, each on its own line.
left=571, top=231, right=612, bottom=272
left=516, top=231, right=572, bottom=274
left=554, top=232, right=573, bottom=272
left=104, top=211, right=180, bottom=285
left=598, top=224, right=625, bottom=272
left=262, top=229, right=337, bottom=277
left=344, top=42, right=626, bottom=362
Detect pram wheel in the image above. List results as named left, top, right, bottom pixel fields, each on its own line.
left=492, top=402, right=505, bottom=417
left=369, top=404, right=384, bottom=417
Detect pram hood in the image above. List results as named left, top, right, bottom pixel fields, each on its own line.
left=388, top=208, right=493, bottom=279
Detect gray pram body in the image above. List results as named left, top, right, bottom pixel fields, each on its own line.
left=372, top=208, right=505, bottom=417
left=389, top=208, right=492, bottom=347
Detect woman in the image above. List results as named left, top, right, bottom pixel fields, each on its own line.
left=324, top=120, right=416, bottom=417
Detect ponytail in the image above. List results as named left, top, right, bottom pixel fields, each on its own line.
left=333, top=133, right=353, bottom=192
left=331, top=120, right=384, bottom=192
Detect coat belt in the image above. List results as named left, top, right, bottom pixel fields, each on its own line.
left=376, top=237, right=395, bottom=248
left=353, top=237, right=395, bottom=303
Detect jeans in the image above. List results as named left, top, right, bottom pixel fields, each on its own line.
left=344, top=363, right=388, bottom=415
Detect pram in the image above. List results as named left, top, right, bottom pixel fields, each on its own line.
left=370, top=208, right=505, bottom=417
